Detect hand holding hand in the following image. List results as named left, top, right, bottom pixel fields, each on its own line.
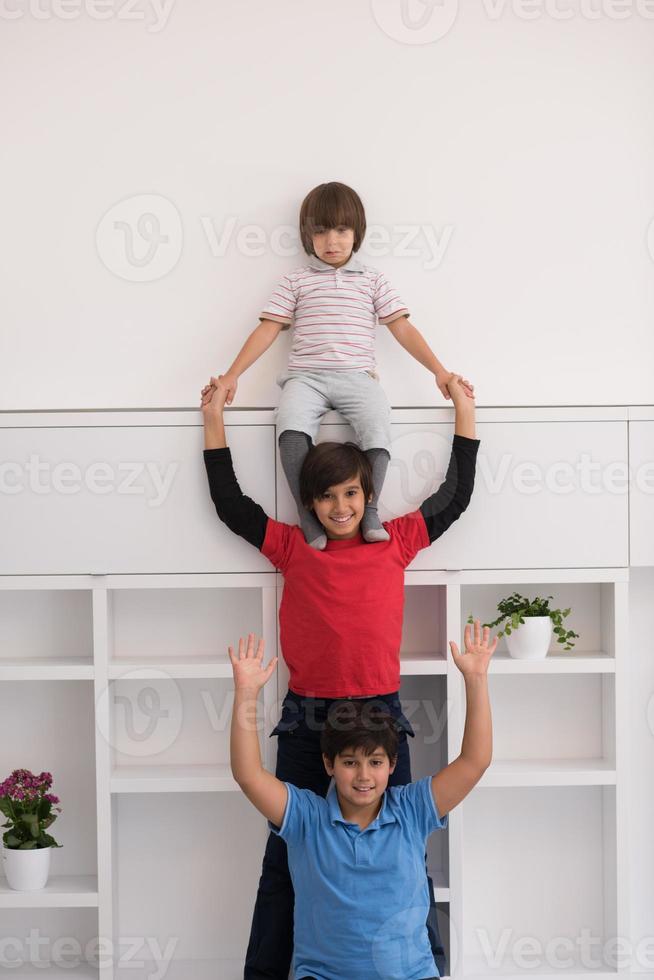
left=436, top=369, right=475, bottom=401
left=200, top=376, right=230, bottom=415
left=229, top=634, right=278, bottom=693
left=217, top=373, right=238, bottom=405
left=449, top=620, right=497, bottom=680
left=445, top=372, right=476, bottom=407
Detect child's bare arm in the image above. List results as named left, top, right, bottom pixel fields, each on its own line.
left=219, top=319, right=285, bottom=404
left=431, top=620, right=496, bottom=817
left=386, top=316, right=474, bottom=400
left=229, top=634, right=287, bottom=827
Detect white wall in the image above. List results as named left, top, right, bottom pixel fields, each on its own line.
left=2, top=0, right=654, bottom=410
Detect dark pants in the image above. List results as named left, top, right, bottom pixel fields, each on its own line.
left=244, top=689, right=445, bottom=980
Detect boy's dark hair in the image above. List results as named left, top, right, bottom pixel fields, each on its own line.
left=299, top=441, right=373, bottom=508
left=321, top=701, right=400, bottom=764
left=299, top=182, right=366, bottom=256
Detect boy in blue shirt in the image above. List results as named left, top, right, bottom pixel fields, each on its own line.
left=229, top=622, right=497, bottom=980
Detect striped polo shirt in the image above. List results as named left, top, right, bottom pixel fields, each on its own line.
left=260, top=254, right=409, bottom=372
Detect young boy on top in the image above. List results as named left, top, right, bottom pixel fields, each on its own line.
left=200, top=372, right=479, bottom=979
left=228, top=623, right=497, bottom=980
left=212, top=180, right=474, bottom=550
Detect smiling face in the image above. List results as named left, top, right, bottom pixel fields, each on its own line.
left=311, top=474, right=371, bottom=539
left=311, top=224, right=355, bottom=268
left=323, top=745, right=396, bottom=820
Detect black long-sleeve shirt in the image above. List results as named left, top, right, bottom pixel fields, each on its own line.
left=203, top=434, right=480, bottom=550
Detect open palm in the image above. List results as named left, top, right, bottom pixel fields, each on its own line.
left=228, top=633, right=278, bottom=692
left=449, top=620, right=497, bottom=678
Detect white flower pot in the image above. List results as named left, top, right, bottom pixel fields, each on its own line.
left=505, top=616, right=553, bottom=660
left=1, top=844, right=51, bottom=891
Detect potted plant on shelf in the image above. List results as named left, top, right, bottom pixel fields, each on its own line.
left=467, top=593, right=579, bottom=660
left=0, top=769, right=63, bottom=891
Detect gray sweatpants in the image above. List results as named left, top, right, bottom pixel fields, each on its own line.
left=274, top=369, right=392, bottom=451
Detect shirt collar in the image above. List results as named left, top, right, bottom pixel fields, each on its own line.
left=327, top=782, right=397, bottom=829
left=306, top=253, right=365, bottom=274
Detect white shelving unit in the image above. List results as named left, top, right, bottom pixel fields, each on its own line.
left=0, top=408, right=635, bottom=979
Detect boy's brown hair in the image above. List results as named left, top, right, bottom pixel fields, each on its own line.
left=299, top=441, right=373, bottom=508
left=299, top=182, right=367, bottom=256
left=321, top=701, right=400, bottom=764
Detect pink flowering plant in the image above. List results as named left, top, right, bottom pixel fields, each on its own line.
left=0, top=769, right=63, bottom=850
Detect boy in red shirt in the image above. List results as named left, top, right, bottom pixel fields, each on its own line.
left=201, top=374, right=478, bottom=979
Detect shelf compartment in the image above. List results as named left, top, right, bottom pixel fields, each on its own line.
left=482, top=672, right=615, bottom=773
left=0, top=681, right=98, bottom=879
left=0, top=589, right=92, bottom=665
left=401, top=585, right=447, bottom=670
left=108, top=677, right=259, bottom=775
left=0, top=907, right=100, bottom=975
left=114, top=793, right=268, bottom=971
left=0, top=875, right=98, bottom=909
left=108, top=586, right=264, bottom=666
left=462, top=786, right=618, bottom=976
left=111, top=763, right=238, bottom=793
left=460, top=582, right=618, bottom=663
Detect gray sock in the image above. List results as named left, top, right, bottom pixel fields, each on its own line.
left=361, top=448, right=390, bottom=542
left=279, top=430, right=327, bottom=550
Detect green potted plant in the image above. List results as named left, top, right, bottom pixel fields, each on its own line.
left=468, top=593, right=579, bottom=660
left=0, top=769, right=63, bottom=891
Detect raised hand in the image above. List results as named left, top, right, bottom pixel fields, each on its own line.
left=228, top=633, right=278, bottom=692
left=449, top=619, right=497, bottom=679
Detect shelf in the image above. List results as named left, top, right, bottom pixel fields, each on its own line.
left=0, top=963, right=98, bottom=978
left=463, top=955, right=618, bottom=978
left=111, top=764, right=239, bottom=793
left=108, top=657, right=233, bottom=679
left=115, top=960, right=253, bottom=980
left=0, top=874, right=98, bottom=908
left=479, top=759, right=616, bottom=787
left=488, top=652, right=615, bottom=674
left=429, top=868, right=449, bottom=901
left=0, top=657, right=94, bottom=680
left=400, top=652, right=447, bottom=675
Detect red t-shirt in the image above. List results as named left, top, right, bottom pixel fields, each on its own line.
left=262, top=513, right=429, bottom=698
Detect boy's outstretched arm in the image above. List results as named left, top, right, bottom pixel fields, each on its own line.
left=229, top=633, right=288, bottom=827
left=201, top=380, right=269, bottom=549
left=431, top=620, right=496, bottom=817
left=216, top=319, right=285, bottom=406
left=419, top=374, right=479, bottom=543
left=386, top=315, right=474, bottom=401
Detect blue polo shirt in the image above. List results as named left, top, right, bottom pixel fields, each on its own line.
left=271, top=776, right=447, bottom=980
